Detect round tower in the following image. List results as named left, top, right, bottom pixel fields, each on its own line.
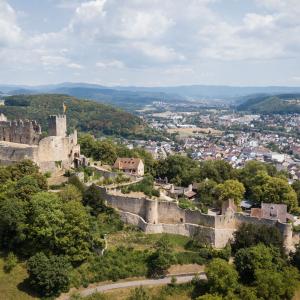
left=145, top=199, right=158, bottom=224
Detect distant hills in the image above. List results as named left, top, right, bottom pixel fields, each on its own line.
left=0, top=94, right=159, bottom=139
left=237, top=93, right=300, bottom=114
left=1, top=83, right=300, bottom=110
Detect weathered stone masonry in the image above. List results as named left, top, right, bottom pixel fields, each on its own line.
left=0, top=114, right=82, bottom=173
left=97, top=186, right=294, bottom=250
left=0, top=119, right=41, bottom=145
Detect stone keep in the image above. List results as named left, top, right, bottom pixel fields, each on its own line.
left=48, top=115, right=67, bottom=137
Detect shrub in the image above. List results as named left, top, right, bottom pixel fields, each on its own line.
left=233, top=223, right=283, bottom=252
left=84, top=247, right=149, bottom=283
left=176, top=252, right=206, bottom=265
left=178, top=198, right=197, bottom=210
left=27, top=252, right=72, bottom=297
left=127, top=286, right=151, bottom=300
left=123, top=176, right=159, bottom=198
left=3, top=252, right=18, bottom=273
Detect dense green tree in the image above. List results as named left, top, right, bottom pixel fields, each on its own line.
left=0, top=167, right=11, bottom=184
left=215, top=179, right=245, bottom=206
left=0, top=197, right=27, bottom=249
left=255, top=267, right=298, bottom=300
left=12, top=175, right=42, bottom=201
left=8, top=160, right=40, bottom=180
left=27, top=252, right=71, bottom=297
left=59, top=184, right=82, bottom=202
left=237, top=286, right=258, bottom=300
left=156, top=155, right=199, bottom=186
left=28, top=192, right=96, bottom=261
left=148, top=237, right=176, bottom=278
left=83, top=184, right=107, bottom=215
left=92, top=140, right=117, bottom=164
left=196, top=179, right=217, bottom=209
left=292, top=180, right=300, bottom=206
left=78, top=134, right=97, bottom=158
left=237, top=161, right=277, bottom=197
left=206, top=258, right=239, bottom=296
left=199, top=160, right=235, bottom=183
left=234, top=244, right=284, bottom=283
left=60, top=200, right=97, bottom=262
left=251, top=174, right=297, bottom=210
left=233, top=223, right=283, bottom=252
left=28, top=192, right=65, bottom=252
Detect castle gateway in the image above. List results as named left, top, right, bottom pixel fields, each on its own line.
left=0, top=114, right=85, bottom=173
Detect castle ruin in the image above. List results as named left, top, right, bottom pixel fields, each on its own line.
left=96, top=185, right=295, bottom=251
left=0, top=114, right=84, bottom=173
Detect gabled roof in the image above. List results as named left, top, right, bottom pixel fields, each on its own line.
left=114, top=157, right=143, bottom=170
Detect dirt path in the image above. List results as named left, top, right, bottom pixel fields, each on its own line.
left=58, top=273, right=206, bottom=299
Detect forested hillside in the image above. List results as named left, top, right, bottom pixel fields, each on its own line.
left=238, top=93, right=300, bottom=113
left=0, top=94, right=159, bottom=139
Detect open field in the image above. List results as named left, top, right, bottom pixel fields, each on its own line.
left=167, top=127, right=222, bottom=137
left=0, top=257, right=38, bottom=300
left=152, top=111, right=198, bottom=118
left=107, top=231, right=192, bottom=252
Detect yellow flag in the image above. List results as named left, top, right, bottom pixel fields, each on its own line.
left=63, top=102, right=67, bottom=114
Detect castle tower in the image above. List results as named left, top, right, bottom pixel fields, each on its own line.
left=48, top=115, right=67, bottom=137
left=145, top=199, right=158, bottom=224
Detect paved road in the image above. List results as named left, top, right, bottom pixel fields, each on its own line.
left=71, top=273, right=206, bottom=299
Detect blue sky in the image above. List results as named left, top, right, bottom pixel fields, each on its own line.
left=1, top=0, right=300, bottom=86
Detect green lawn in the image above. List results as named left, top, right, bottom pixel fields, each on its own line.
left=0, top=257, right=39, bottom=300
left=107, top=230, right=192, bottom=252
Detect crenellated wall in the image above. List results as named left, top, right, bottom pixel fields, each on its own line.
left=0, top=119, right=41, bottom=145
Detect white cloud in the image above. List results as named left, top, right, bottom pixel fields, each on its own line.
left=0, top=0, right=22, bottom=46
left=73, top=0, right=106, bottom=21
left=41, top=55, right=83, bottom=70
left=96, top=60, right=124, bottom=68
left=1, top=0, right=300, bottom=85
left=133, top=42, right=185, bottom=62
left=243, top=13, right=275, bottom=31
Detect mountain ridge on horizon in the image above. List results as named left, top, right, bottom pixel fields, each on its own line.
left=2, top=83, right=300, bottom=110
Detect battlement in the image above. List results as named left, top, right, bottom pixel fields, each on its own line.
left=48, top=114, right=66, bottom=120
left=0, top=119, right=41, bottom=145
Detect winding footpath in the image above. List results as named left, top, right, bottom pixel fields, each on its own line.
left=61, top=273, right=207, bottom=299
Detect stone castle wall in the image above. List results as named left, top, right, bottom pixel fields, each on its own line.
left=0, top=119, right=41, bottom=145
left=98, top=186, right=293, bottom=249
left=0, top=143, right=38, bottom=165
left=0, top=114, right=81, bottom=174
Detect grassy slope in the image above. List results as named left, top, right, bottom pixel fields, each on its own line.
left=107, top=231, right=191, bottom=252
left=0, top=94, right=155, bottom=138
left=0, top=257, right=38, bottom=300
